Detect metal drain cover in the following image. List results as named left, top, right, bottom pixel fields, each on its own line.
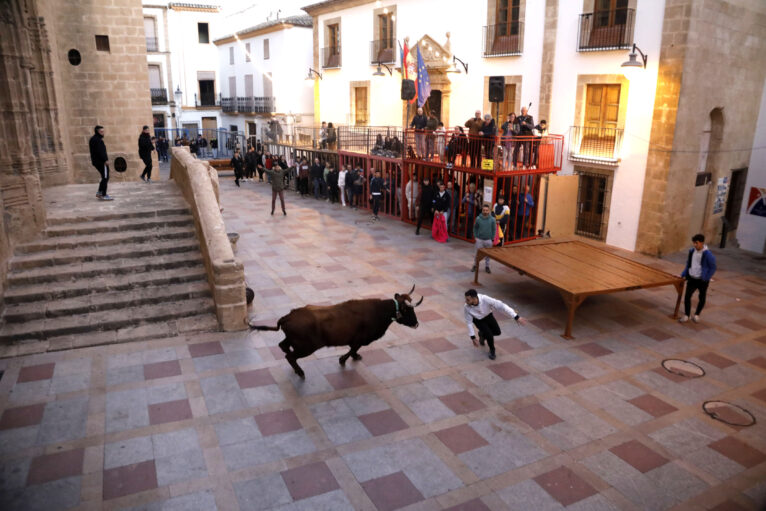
left=661, top=359, right=705, bottom=378
left=703, top=401, right=756, bottom=427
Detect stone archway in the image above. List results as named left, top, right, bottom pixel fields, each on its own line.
left=400, top=34, right=452, bottom=128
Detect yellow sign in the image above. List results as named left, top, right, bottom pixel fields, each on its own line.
left=481, top=159, right=494, bottom=170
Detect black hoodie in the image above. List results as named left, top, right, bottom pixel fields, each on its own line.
left=89, top=128, right=108, bottom=166
left=138, top=132, right=154, bottom=159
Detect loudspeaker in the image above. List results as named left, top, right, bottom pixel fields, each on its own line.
left=488, top=76, right=505, bottom=103
left=401, top=79, right=416, bottom=101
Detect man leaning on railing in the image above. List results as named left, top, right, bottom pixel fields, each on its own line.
left=410, top=107, right=427, bottom=158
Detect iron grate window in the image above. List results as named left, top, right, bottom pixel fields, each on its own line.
left=95, top=35, right=110, bottom=52
left=575, top=170, right=611, bottom=241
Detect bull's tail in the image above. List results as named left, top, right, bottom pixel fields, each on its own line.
left=246, top=317, right=283, bottom=331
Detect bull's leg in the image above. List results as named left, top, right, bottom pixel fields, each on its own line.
left=285, top=342, right=315, bottom=379
left=278, top=339, right=292, bottom=353
left=339, top=345, right=362, bottom=366
left=285, top=353, right=305, bottom=379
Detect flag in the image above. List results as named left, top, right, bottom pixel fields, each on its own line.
left=416, top=44, right=431, bottom=108
left=401, top=41, right=417, bottom=104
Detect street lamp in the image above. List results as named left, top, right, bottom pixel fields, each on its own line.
left=372, top=61, right=392, bottom=77
left=305, top=67, right=322, bottom=80
left=445, top=55, right=468, bottom=75
left=621, top=43, right=648, bottom=80
left=173, top=86, right=183, bottom=129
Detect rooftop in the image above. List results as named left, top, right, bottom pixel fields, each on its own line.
left=214, top=15, right=312, bottom=44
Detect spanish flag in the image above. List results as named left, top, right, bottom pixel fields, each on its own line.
left=399, top=40, right=417, bottom=104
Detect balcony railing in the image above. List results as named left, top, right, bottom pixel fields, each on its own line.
left=321, top=47, right=342, bottom=69
left=568, top=126, right=622, bottom=165
left=221, top=96, right=276, bottom=113
left=194, top=93, right=220, bottom=108
left=146, top=36, right=159, bottom=52
left=482, top=22, right=524, bottom=57
left=150, top=88, right=167, bottom=105
left=577, top=8, right=634, bottom=51
left=369, top=39, right=396, bottom=65
left=338, top=126, right=403, bottom=158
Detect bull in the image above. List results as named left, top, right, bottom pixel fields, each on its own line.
left=249, top=285, right=423, bottom=378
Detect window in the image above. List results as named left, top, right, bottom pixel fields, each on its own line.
left=198, top=23, right=209, bottom=44
left=485, top=0, right=522, bottom=56
left=594, top=0, right=629, bottom=30
left=95, top=35, right=110, bottom=52
left=263, top=72, right=273, bottom=98
left=328, top=24, right=340, bottom=55
left=244, top=74, right=253, bottom=96
left=263, top=39, right=270, bottom=60
left=229, top=47, right=234, bottom=65
left=228, top=76, right=236, bottom=97
left=576, top=171, right=611, bottom=240
left=582, top=84, right=620, bottom=157
left=144, top=17, right=158, bottom=51
left=580, top=0, right=633, bottom=50
left=198, top=79, right=215, bottom=106
left=378, top=13, right=394, bottom=49
left=496, top=0, right=520, bottom=36
left=245, top=43, right=250, bottom=62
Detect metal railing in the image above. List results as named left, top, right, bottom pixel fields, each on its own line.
left=146, top=36, right=159, bottom=52
left=369, top=39, right=397, bottom=64
left=150, top=88, right=168, bottom=105
left=321, top=47, right=342, bottom=69
left=577, top=8, right=634, bottom=51
left=194, top=93, right=220, bottom=108
left=568, top=126, right=622, bottom=164
left=220, top=96, right=276, bottom=113
left=338, top=126, right=404, bottom=158
left=153, top=128, right=245, bottom=160
left=403, top=129, right=564, bottom=173
left=482, top=22, right=524, bottom=57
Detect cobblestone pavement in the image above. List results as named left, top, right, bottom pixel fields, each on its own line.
left=1, top=172, right=765, bottom=510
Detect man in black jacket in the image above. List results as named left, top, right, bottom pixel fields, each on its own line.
left=244, top=146, right=258, bottom=182
left=139, top=126, right=155, bottom=182
left=410, top=107, right=428, bottom=158
left=515, top=106, right=534, bottom=168
left=89, top=125, right=112, bottom=200
left=415, top=176, right=435, bottom=235
left=310, top=158, right=324, bottom=200
left=369, top=169, right=385, bottom=220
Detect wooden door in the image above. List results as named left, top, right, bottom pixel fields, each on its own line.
left=591, top=0, right=629, bottom=47
left=424, top=90, right=442, bottom=121
left=354, top=87, right=368, bottom=126
left=576, top=173, right=608, bottom=239
left=201, top=117, right=217, bottom=133
left=725, top=168, right=748, bottom=230
left=497, top=84, right=516, bottom=123
left=582, top=84, right=619, bottom=157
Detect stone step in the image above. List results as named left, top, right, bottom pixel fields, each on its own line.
left=43, top=214, right=194, bottom=238
left=3, top=266, right=207, bottom=304
left=2, top=280, right=211, bottom=323
left=0, top=297, right=216, bottom=343
left=7, top=251, right=204, bottom=286
left=15, top=225, right=196, bottom=255
left=45, top=205, right=191, bottom=226
left=9, top=237, right=200, bottom=271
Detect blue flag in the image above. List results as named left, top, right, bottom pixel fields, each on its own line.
left=416, top=45, right=431, bottom=108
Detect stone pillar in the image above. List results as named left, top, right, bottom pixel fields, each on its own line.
left=537, top=0, right=558, bottom=124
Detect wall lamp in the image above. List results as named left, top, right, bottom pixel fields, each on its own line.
left=621, top=43, right=648, bottom=80
left=372, top=61, right=393, bottom=77
left=445, top=55, right=468, bottom=75
left=304, top=67, right=322, bottom=80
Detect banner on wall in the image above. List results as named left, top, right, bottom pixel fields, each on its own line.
left=747, top=187, right=766, bottom=218
left=712, top=176, right=729, bottom=215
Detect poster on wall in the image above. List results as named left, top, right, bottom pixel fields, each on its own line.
left=712, top=176, right=729, bottom=215
left=747, top=187, right=766, bottom=218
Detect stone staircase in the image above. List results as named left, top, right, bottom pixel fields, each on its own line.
left=0, top=182, right=219, bottom=353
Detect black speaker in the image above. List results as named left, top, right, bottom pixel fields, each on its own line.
left=488, top=76, right=505, bottom=103
left=401, top=79, right=416, bottom=101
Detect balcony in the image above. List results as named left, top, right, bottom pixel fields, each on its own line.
left=369, top=39, right=396, bottom=65
left=482, top=22, right=524, bottom=57
left=321, top=47, right=342, bottom=69
left=338, top=126, right=403, bottom=158
left=146, top=36, right=159, bottom=52
left=221, top=96, right=276, bottom=114
left=194, top=93, right=219, bottom=108
left=577, top=8, right=634, bottom=51
left=568, top=126, right=623, bottom=165
left=150, top=88, right=167, bottom=105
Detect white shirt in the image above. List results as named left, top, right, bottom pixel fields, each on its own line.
left=338, top=170, right=347, bottom=187
left=464, top=294, right=519, bottom=337
left=689, top=245, right=707, bottom=278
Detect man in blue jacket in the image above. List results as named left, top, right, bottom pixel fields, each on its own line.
left=680, top=233, right=717, bottom=323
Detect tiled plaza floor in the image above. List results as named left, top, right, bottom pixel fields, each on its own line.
left=1, top=172, right=765, bottom=510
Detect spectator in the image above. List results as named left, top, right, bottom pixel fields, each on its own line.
left=210, top=136, right=218, bottom=158
left=352, top=165, right=365, bottom=209
left=230, top=149, right=244, bottom=187
left=516, top=106, right=535, bottom=168
left=447, top=180, right=460, bottom=233
left=189, top=136, right=198, bottom=156
left=515, top=184, right=535, bottom=239
left=244, top=146, right=258, bottom=182
left=447, top=126, right=467, bottom=167
left=435, top=122, right=446, bottom=163
left=327, top=164, right=340, bottom=204
left=264, top=163, right=289, bottom=216
left=531, top=119, right=547, bottom=169
left=405, top=173, right=419, bottom=220
left=297, top=157, right=310, bottom=196
left=493, top=194, right=511, bottom=245
left=156, top=135, right=168, bottom=162
left=318, top=121, right=328, bottom=149
left=327, top=123, right=337, bottom=150
left=501, top=113, right=519, bottom=170
left=138, top=125, right=154, bottom=183
left=433, top=181, right=451, bottom=238
left=338, top=164, right=348, bottom=207
left=462, top=182, right=481, bottom=235
left=89, top=125, right=112, bottom=201
left=426, top=113, right=438, bottom=160
left=680, top=234, right=717, bottom=323
left=480, top=114, right=497, bottom=164
left=369, top=169, right=385, bottom=221
left=471, top=203, right=496, bottom=274
left=198, top=134, right=208, bottom=158
left=311, top=157, right=324, bottom=200
left=409, top=107, right=428, bottom=157
left=415, top=175, right=434, bottom=235
left=465, top=110, right=483, bottom=167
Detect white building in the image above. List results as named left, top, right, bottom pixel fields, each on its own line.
left=214, top=15, right=314, bottom=145
left=142, top=2, right=223, bottom=137
left=302, top=0, right=766, bottom=255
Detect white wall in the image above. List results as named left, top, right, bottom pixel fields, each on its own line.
left=737, top=81, right=766, bottom=253
left=549, top=0, right=665, bottom=251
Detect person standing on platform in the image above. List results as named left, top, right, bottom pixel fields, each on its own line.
left=410, top=107, right=428, bottom=158
left=89, top=125, right=112, bottom=201
left=464, top=289, right=527, bottom=360
left=138, top=125, right=154, bottom=182
left=465, top=110, right=483, bottom=168
left=680, top=234, right=717, bottom=323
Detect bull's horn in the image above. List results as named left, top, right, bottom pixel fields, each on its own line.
left=414, top=296, right=424, bottom=307
left=407, top=283, right=416, bottom=295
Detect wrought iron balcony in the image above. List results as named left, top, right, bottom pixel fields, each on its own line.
left=194, top=93, right=220, bottom=108
left=482, top=22, right=524, bottom=57
left=146, top=36, right=159, bottom=52
left=150, top=88, right=167, bottom=105
left=221, top=96, right=276, bottom=113
left=321, top=47, right=342, bottom=69
left=369, top=39, right=396, bottom=65
left=577, top=8, right=634, bottom=51
left=568, top=126, right=623, bottom=165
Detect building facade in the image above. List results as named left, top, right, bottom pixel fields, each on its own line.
left=303, top=0, right=766, bottom=255
left=214, top=16, right=314, bottom=144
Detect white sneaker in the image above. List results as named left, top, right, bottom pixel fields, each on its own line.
left=679, top=315, right=689, bottom=323
left=692, top=315, right=700, bottom=323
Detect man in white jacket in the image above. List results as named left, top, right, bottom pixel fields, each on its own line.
left=464, top=289, right=527, bottom=360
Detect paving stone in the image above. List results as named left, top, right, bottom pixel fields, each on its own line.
left=272, top=489, right=354, bottom=511
left=152, top=428, right=199, bottom=458
left=281, top=461, right=339, bottom=501
left=361, top=471, right=424, bottom=511
left=255, top=409, right=303, bottom=436
left=533, top=466, right=597, bottom=507
left=155, top=448, right=207, bottom=486
left=104, top=435, right=154, bottom=470
left=497, top=479, right=564, bottom=511
left=609, top=440, right=669, bottom=473
left=434, top=423, right=489, bottom=454
left=1, top=476, right=81, bottom=511
left=106, top=389, right=149, bottom=433
left=233, top=473, right=293, bottom=510
left=143, top=360, right=182, bottom=380
left=358, top=409, right=408, bottom=436
left=0, top=403, right=45, bottom=430
left=200, top=374, right=247, bottom=415
left=512, top=403, right=563, bottom=430
left=26, top=448, right=84, bottom=485
left=17, top=363, right=55, bottom=383
left=148, top=399, right=193, bottom=425
left=37, top=396, right=88, bottom=444
left=439, top=391, right=486, bottom=414
left=709, top=436, right=766, bottom=468
left=102, top=460, right=157, bottom=500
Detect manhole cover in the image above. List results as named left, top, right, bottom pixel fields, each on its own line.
left=703, top=401, right=756, bottom=427
left=662, top=359, right=705, bottom=378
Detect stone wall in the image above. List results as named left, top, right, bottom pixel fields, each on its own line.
left=636, top=0, right=766, bottom=255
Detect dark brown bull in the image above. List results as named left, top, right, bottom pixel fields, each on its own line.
left=249, top=285, right=423, bottom=378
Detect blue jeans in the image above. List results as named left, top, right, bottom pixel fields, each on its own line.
left=313, top=178, right=322, bottom=199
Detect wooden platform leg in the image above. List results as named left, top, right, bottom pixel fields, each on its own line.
left=671, top=280, right=684, bottom=319
left=473, top=251, right=481, bottom=285
left=559, top=292, right=586, bottom=340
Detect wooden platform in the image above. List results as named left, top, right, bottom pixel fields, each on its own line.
left=474, top=237, right=684, bottom=339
